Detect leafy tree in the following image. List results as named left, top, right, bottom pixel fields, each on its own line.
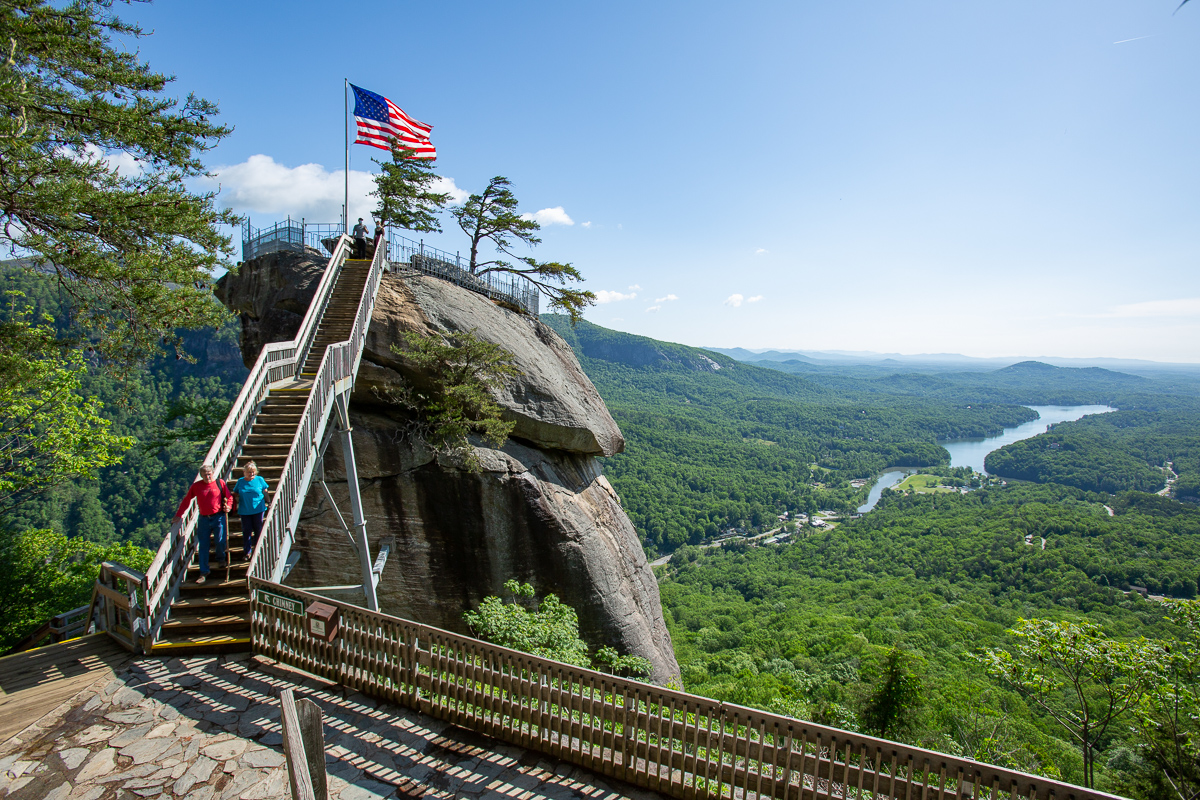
left=464, top=579, right=591, bottom=668
left=137, top=394, right=233, bottom=458
left=386, top=329, right=520, bottom=470
left=465, top=579, right=653, bottom=678
left=593, top=645, right=653, bottom=680
left=453, top=177, right=595, bottom=323
left=0, top=526, right=152, bottom=651
left=1129, top=599, right=1200, bottom=800
left=0, top=0, right=239, bottom=372
left=372, top=142, right=450, bottom=233
left=0, top=265, right=247, bottom=548
left=860, top=646, right=923, bottom=739
left=0, top=294, right=131, bottom=516
left=978, top=618, right=1156, bottom=788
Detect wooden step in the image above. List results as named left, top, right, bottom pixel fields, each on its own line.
left=245, top=433, right=295, bottom=444
left=178, top=576, right=248, bottom=594
left=161, top=613, right=249, bottom=637
left=237, top=451, right=289, bottom=461
left=185, top=561, right=248, bottom=579
left=254, top=422, right=302, bottom=430
left=149, top=634, right=251, bottom=655
left=171, top=595, right=250, bottom=612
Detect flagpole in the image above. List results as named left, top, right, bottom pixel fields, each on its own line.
left=344, top=78, right=349, bottom=233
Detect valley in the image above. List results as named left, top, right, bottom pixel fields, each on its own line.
left=544, top=316, right=1200, bottom=796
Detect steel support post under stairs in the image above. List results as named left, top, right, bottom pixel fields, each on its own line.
left=334, top=393, right=378, bottom=612
left=298, top=391, right=384, bottom=612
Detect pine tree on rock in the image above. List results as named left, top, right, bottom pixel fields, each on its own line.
left=453, top=176, right=595, bottom=324
left=372, top=142, right=451, bottom=233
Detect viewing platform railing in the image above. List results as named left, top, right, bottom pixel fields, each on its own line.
left=241, top=217, right=540, bottom=317
left=241, top=218, right=346, bottom=261
left=249, top=578, right=1121, bottom=800
left=386, top=231, right=540, bottom=317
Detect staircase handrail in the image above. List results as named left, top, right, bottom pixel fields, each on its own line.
left=141, top=235, right=354, bottom=649
left=250, top=233, right=387, bottom=584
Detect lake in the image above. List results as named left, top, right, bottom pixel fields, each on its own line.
left=856, top=404, right=1115, bottom=513
left=856, top=468, right=915, bottom=513
left=942, top=404, right=1115, bottom=473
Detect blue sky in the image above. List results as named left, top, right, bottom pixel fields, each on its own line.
left=124, top=1, right=1200, bottom=361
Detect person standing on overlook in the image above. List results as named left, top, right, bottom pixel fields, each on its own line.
left=174, top=464, right=234, bottom=584
left=233, top=462, right=270, bottom=562
left=352, top=217, right=369, bottom=258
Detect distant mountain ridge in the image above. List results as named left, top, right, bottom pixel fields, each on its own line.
left=708, top=347, right=1200, bottom=374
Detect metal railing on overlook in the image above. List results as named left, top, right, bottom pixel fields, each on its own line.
left=385, top=231, right=540, bottom=317
left=241, top=218, right=540, bottom=317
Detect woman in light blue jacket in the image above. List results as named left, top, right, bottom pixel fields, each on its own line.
left=233, top=461, right=271, bottom=561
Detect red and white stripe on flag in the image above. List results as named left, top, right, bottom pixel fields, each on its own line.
left=355, top=98, right=436, bottom=158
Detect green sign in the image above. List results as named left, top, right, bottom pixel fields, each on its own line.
left=257, top=588, right=304, bottom=616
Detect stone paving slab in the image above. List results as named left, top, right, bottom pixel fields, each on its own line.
left=0, top=652, right=666, bottom=800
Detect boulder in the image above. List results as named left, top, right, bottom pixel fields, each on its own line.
left=359, top=271, right=623, bottom=456
left=217, top=250, right=676, bottom=682
left=289, top=410, right=678, bottom=683
left=214, top=248, right=327, bottom=365
left=218, top=255, right=623, bottom=457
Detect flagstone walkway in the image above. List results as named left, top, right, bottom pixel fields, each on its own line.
left=0, top=651, right=664, bottom=800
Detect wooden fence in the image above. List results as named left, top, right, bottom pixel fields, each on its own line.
left=249, top=578, right=1124, bottom=800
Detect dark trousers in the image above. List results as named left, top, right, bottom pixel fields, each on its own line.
left=354, top=237, right=367, bottom=258
left=241, top=512, right=264, bottom=557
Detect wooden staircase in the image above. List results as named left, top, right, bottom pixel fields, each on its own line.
left=150, top=260, right=373, bottom=654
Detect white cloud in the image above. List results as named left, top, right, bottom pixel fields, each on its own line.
left=645, top=305, right=661, bottom=313
left=610, top=317, right=624, bottom=322
left=1112, top=297, right=1200, bottom=318
left=748, top=295, right=763, bottom=303
left=581, top=221, right=592, bottom=228
left=595, top=290, right=637, bottom=304
left=521, top=206, right=574, bottom=226
left=434, top=176, right=470, bottom=205
left=198, top=154, right=467, bottom=223
left=755, top=248, right=768, bottom=255
left=724, top=294, right=744, bottom=307
left=64, top=144, right=145, bottom=177
left=628, top=284, right=642, bottom=290
left=654, top=294, right=679, bottom=303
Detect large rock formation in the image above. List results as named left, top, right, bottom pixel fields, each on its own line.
left=217, top=257, right=679, bottom=682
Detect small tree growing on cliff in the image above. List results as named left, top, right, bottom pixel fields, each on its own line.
left=371, top=142, right=450, bottom=233
left=453, top=176, right=595, bottom=324
left=385, top=328, right=520, bottom=471
left=465, top=579, right=653, bottom=679
left=465, top=580, right=591, bottom=668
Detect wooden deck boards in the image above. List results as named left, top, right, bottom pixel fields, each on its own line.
left=0, top=633, right=131, bottom=743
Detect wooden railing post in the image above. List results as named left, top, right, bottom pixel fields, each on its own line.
left=417, top=635, right=433, bottom=716
left=280, top=687, right=326, bottom=800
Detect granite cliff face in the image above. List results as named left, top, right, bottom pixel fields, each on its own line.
left=217, top=256, right=679, bottom=682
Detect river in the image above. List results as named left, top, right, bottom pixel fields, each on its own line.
left=856, top=404, right=1115, bottom=513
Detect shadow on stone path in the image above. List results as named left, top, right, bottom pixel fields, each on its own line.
left=0, top=652, right=666, bottom=800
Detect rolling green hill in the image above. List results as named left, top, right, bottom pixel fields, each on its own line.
left=544, top=316, right=1039, bottom=553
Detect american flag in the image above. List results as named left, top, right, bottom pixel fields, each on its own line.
left=350, top=84, right=436, bottom=158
